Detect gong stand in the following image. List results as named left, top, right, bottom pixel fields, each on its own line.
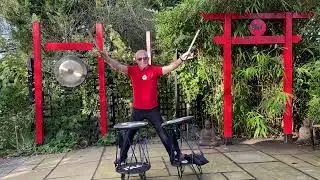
left=32, top=22, right=107, bottom=144
left=201, top=12, right=313, bottom=144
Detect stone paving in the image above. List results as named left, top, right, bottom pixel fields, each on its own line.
left=1, top=140, right=320, bottom=180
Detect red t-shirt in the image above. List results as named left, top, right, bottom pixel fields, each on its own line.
left=127, top=65, right=163, bottom=109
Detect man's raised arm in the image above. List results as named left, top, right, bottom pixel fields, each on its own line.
left=99, top=51, right=128, bottom=74
left=162, top=51, right=194, bottom=75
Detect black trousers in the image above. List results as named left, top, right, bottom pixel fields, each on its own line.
left=119, top=106, right=181, bottom=162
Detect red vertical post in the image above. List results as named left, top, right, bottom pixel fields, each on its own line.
left=32, top=22, right=44, bottom=144
left=223, top=14, right=233, bottom=143
left=96, top=23, right=107, bottom=136
left=283, top=13, right=293, bottom=141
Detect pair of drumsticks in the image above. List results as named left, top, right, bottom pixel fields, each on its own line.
left=86, top=28, right=200, bottom=59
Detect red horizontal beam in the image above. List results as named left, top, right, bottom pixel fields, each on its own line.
left=45, top=42, right=94, bottom=51
left=213, top=35, right=302, bottom=44
left=201, top=12, right=313, bottom=21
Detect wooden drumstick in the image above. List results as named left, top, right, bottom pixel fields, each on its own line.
left=86, top=29, right=112, bottom=60
left=86, top=29, right=99, bottom=49
left=187, top=29, right=200, bottom=53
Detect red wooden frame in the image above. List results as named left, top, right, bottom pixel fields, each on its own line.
left=201, top=12, right=313, bottom=142
left=45, top=42, right=93, bottom=51
left=32, top=22, right=108, bottom=144
left=32, top=22, right=44, bottom=144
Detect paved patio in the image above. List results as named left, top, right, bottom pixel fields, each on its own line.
left=1, top=139, right=320, bottom=180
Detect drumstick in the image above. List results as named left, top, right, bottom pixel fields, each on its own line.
left=187, top=29, right=200, bottom=53
left=86, top=29, right=111, bottom=59
left=86, top=29, right=99, bottom=49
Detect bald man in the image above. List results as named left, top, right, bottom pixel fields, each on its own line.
left=100, top=49, right=193, bottom=165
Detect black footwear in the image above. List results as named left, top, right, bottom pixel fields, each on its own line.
left=171, top=154, right=189, bottom=166
left=114, top=158, right=126, bottom=166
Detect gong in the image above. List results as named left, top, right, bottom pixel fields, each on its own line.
left=54, top=56, right=88, bottom=87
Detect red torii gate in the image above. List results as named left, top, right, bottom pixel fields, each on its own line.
left=32, top=22, right=107, bottom=144
left=201, top=12, right=313, bottom=144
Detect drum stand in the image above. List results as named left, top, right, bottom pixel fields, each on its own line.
left=113, top=122, right=151, bottom=180
left=162, top=116, right=204, bottom=180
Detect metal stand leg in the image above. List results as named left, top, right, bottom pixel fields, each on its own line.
left=311, top=127, right=315, bottom=150
left=114, top=125, right=151, bottom=180
left=176, top=166, right=184, bottom=178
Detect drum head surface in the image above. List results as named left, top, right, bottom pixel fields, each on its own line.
left=113, top=121, right=148, bottom=129
left=54, top=56, right=87, bottom=87
left=161, top=116, right=194, bottom=127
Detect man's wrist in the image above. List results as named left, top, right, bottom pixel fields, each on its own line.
left=178, top=57, right=185, bottom=62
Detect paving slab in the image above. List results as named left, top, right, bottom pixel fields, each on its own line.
left=202, top=153, right=243, bottom=173
left=0, top=157, right=27, bottom=168
left=23, top=154, right=47, bottom=165
left=101, top=148, right=116, bottom=160
left=146, top=168, right=170, bottom=178
left=35, top=153, right=65, bottom=169
left=215, top=144, right=256, bottom=152
left=297, top=166, right=320, bottom=179
left=0, top=167, right=15, bottom=178
left=222, top=171, right=255, bottom=180
left=224, top=151, right=276, bottom=163
left=10, top=164, right=37, bottom=173
left=2, top=139, right=320, bottom=180
left=47, top=175, right=92, bottom=180
left=240, top=161, right=314, bottom=180
left=47, top=161, right=98, bottom=179
left=149, top=157, right=167, bottom=170
left=272, top=154, right=313, bottom=168
left=93, top=159, right=121, bottom=179
left=60, top=147, right=103, bottom=165
left=0, top=157, right=30, bottom=178
left=292, top=154, right=320, bottom=166
left=252, top=141, right=307, bottom=155
left=94, top=156, right=169, bottom=179
left=2, top=167, right=51, bottom=180
left=199, top=147, right=219, bottom=154
left=148, top=148, right=169, bottom=157
left=164, top=153, right=242, bottom=176
left=154, top=173, right=227, bottom=180
left=102, top=173, right=227, bottom=180
left=148, top=143, right=166, bottom=149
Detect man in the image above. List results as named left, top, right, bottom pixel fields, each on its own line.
left=99, top=49, right=193, bottom=165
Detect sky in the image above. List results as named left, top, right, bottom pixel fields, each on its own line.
left=0, top=18, right=11, bottom=59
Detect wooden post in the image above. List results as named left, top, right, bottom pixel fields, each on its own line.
left=223, top=14, right=233, bottom=144
left=96, top=23, right=107, bottom=136
left=283, top=13, right=293, bottom=142
left=146, top=31, right=152, bottom=65
left=32, top=21, right=44, bottom=145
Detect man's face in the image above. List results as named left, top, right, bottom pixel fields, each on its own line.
left=135, top=51, right=149, bottom=69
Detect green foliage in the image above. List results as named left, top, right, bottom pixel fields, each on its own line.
left=155, top=0, right=320, bottom=138
left=97, top=132, right=116, bottom=146
left=296, top=60, right=320, bottom=124
left=246, top=111, right=268, bottom=138
left=0, top=50, right=32, bottom=153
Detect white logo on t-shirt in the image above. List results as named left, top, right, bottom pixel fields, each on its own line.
left=142, top=74, right=147, bottom=80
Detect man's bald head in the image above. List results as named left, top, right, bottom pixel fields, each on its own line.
left=135, top=50, right=148, bottom=60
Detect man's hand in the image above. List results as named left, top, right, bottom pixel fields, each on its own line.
left=162, top=51, right=195, bottom=75
left=95, top=50, right=109, bottom=61
left=180, top=51, right=194, bottom=61
left=95, top=49, right=115, bottom=63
